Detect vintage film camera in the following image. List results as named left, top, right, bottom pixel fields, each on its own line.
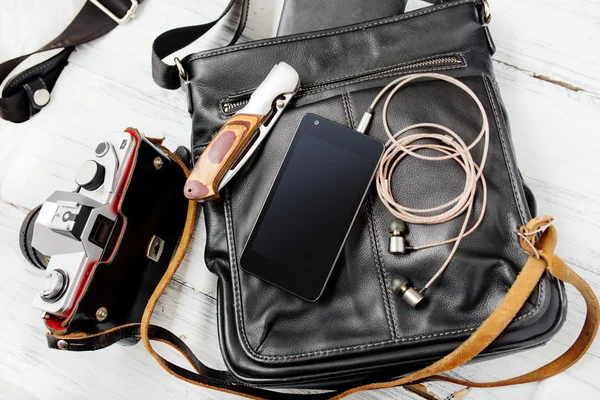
left=20, top=128, right=192, bottom=335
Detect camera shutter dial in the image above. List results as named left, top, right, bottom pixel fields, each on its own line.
left=39, top=270, right=68, bottom=302
left=76, top=160, right=105, bottom=191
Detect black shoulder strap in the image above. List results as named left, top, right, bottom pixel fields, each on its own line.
left=0, top=0, right=247, bottom=123
left=47, top=323, right=338, bottom=399
left=149, top=0, right=478, bottom=91
left=152, top=0, right=248, bottom=90
left=0, top=0, right=140, bottom=123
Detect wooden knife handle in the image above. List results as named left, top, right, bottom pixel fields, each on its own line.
left=184, top=113, right=264, bottom=201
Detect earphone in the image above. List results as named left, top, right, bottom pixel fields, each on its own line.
left=357, top=73, right=490, bottom=307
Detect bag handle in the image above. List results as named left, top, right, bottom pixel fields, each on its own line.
left=152, top=0, right=250, bottom=90
left=48, top=212, right=599, bottom=399
left=0, top=0, right=142, bottom=123
left=150, top=0, right=473, bottom=91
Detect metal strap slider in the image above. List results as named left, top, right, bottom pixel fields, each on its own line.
left=90, top=0, right=138, bottom=24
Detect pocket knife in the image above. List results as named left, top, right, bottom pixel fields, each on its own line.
left=184, top=62, right=300, bottom=201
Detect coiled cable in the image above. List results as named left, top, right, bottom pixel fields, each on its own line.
left=357, top=73, right=489, bottom=293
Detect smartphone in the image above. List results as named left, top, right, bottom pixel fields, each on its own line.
left=240, top=113, right=384, bottom=301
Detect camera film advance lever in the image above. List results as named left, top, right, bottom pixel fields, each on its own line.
left=184, top=62, right=300, bottom=201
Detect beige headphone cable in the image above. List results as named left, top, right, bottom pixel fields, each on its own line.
left=356, top=73, right=490, bottom=300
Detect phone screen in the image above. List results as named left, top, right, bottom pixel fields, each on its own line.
left=241, top=114, right=384, bottom=301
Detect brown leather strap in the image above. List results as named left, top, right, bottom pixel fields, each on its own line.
left=331, top=218, right=599, bottom=398
left=138, top=151, right=337, bottom=399
left=134, top=214, right=598, bottom=398
left=47, top=212, right=599, bottom=396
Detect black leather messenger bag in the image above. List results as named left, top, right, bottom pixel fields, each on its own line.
left=48, top=1, right=599, bottom=398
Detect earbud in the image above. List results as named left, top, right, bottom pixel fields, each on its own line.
left=392, top=276, right=424, bottom=308
left=389, top=219, right=407, bottom=254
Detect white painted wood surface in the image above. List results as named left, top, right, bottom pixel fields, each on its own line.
left=1, top=1, right=599, bottom=399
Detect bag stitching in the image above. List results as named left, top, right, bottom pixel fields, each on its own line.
left=224, top=190, right=259, bottom=359
left=5, top=53, right=65, bottom=92
left=296, top=64, right=466, bottom=98
left=482, top=75, right=546, bottom=311
left=225, top=53, right=463, bottom=99
left=22, top=83, right=34, bottom=115
left=222, top=76, right=545, bottom=361
left=188, top=0, right=476, bottom=62
left=343, top=92, right=396, bottom=338
left=367, top=194, right=401, bottom=337
left=218, top=63, right=466, bottom=120
left=341, top=93, right=352, bottom=130
left=346, top=92, right=356, bottom=129
left=366, top=188, right=397, bottom=339
left=239, top=0, right=251, bottom=42
left=348, top=92, right=398, bottom=337
left=482, top=77, right=530, bottom=228
left=482, top=77, right=527, bottom=225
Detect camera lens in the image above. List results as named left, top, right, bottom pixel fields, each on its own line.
left=314, top=120, right=319, bottom=125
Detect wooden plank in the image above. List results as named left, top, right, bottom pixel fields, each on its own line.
left=494, top=60, right=600, bottom=280
left=405, top=1, right=599, bottom=96
left=491, top=0, right=600, bottom=95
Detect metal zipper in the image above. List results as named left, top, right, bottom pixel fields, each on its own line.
left=222, top=99, right=251, bottom=114
left=221, top=55, right=463, bottom=115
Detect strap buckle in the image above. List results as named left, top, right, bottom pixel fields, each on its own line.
left=89, top=0, right=138, bottom=24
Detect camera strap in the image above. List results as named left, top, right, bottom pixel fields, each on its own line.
left=46, top=202, right=600, bottom=399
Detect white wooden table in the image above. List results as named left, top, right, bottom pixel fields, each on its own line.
left=1, top=1, right=599, bottom=399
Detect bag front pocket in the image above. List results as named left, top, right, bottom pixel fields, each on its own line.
left=223, top=73, right=556, bottom=363
left=226, top=94, right=396, bottom=358
left=219, top=53, right=466, bottom=117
